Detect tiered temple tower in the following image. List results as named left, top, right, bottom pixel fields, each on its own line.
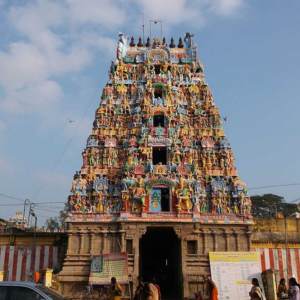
left=59, top=33, right=253, bottom=300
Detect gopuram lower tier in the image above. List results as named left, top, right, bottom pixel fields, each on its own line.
left=58, top=33, right=253, bottom=300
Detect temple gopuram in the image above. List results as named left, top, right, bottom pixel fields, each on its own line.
left=59, top=33, right=253, bottom=300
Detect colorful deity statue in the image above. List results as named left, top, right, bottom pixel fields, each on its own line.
left=132, top=177, right=146, bottom=212
left=96, top=191, right=106, bottom=213
left=177, top=187, right=193, bottom=212
left=117, top=32, right=128, bottom=60
left=122, top=173, right=136, bottom=191
left=173, top=146, right=182, bottom=164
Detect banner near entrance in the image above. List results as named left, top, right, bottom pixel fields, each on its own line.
left=89, top=253, right=128, bottom=285
left=209, top=252, right=262, bottom=300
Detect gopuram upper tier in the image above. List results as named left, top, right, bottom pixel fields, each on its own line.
left=67, top=33, right=253, bottom=224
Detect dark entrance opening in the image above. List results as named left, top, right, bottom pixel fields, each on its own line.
left=154, top=87, right=163, bottom=98
left=161, top=188, right=170, bottom=211
left=153, top=114, right=165, bottom=127
left=155, top=65, right=161, bottom=75
left=140, top=227, right=182, bottom=300
left=152, top=147, right=167, bottom=165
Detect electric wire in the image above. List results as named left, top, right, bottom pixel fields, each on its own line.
left=248, top=183, right=300, bottom=191
left=0, top=192, right=25, bottom=203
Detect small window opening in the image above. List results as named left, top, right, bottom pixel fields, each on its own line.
left=187, top=240, right=197, bottom=254
left=154, top=88, right=162, bottom=98
left=155, top=65, right=161, bottom=75
left=152, top=147, right=167, bottom=165
left=126, top=239, right=133, bottom=254
left=161, top=188, right=170, bottom=211
left=153, top=114, right=165, bottom=127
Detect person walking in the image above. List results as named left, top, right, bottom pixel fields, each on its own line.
left=249, top=278, right=265, bottom=300
left=288, top=277, right=300, bottom=300
left=109, top=277, right=122, bottom=300
left=278, top=278, right=289, bottom=299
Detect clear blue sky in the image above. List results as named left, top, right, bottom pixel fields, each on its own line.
left=0, top=0, right=299, bottom=224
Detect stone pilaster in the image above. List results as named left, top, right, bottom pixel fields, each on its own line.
left=121, top=231, right=126, bottom=252
left=234, top=230, right=240, bottom=251
left=79, top=232, right=85, bottom=254
left=246, top=230, right=252, bottom=251
left=90, top=231, right=96, bottom=255
left=67, top=232, right=78, bottom=255
left=212, top=230, right=217, bottom=251
left=103, top=232, right=109, bottom=254
left=225, top=231, right=230, bottom=251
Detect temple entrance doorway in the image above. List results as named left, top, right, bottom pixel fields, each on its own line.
left=139, top=227, right=182, bottom=300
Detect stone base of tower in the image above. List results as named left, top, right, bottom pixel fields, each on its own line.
left=57, top=255, right=90, bottom=299
left=58, top=215, right=253, bottom=300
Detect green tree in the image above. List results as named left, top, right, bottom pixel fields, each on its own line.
left=58, top=203, right=69, bottom=230
left=251, top=193, right=298, bottom=218
left=45, top=217, right=60, bottom=232
left=45, top=203, right=69, bottom=231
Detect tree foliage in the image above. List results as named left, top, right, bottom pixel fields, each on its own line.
left=251, top=193, right=298, bottom=218
left=45, top=217, right=60, bottom=232
left=45, top=203, right=69, bottom=231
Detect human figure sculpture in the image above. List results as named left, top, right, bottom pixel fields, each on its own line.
left=192, top=192, right=201, bottom=213
left=176, top=177, right=193, bottom=212
left=88, top=152, right=95, bottom=166
left=121, top=191, right=130, bottom=211
left=173, top=146, right=181, bottom=164
left=71, top=175, right=81, bottom=195
left=97, top=191, right=107, bottom=213
left=133, top=178, right=146, bottom=212
left=117, top=33, right=128, bottom=60
left=82, top=151, right=88, bottom=167
left=184, top=32, right=193, bottom=48
left=177, top=187, right=193, bottom=212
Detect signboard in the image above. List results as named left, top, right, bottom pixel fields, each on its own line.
left=89, top=253, right=128, bottom=285
left=209, top=252, right=263, bottom=300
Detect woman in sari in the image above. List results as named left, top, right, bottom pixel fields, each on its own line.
left=249, top=278, right=265, bottom=300
left=277, top=278, right=288, bottom=299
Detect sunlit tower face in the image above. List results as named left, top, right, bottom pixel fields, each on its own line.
left=68, top=33, right=252, bottom=218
